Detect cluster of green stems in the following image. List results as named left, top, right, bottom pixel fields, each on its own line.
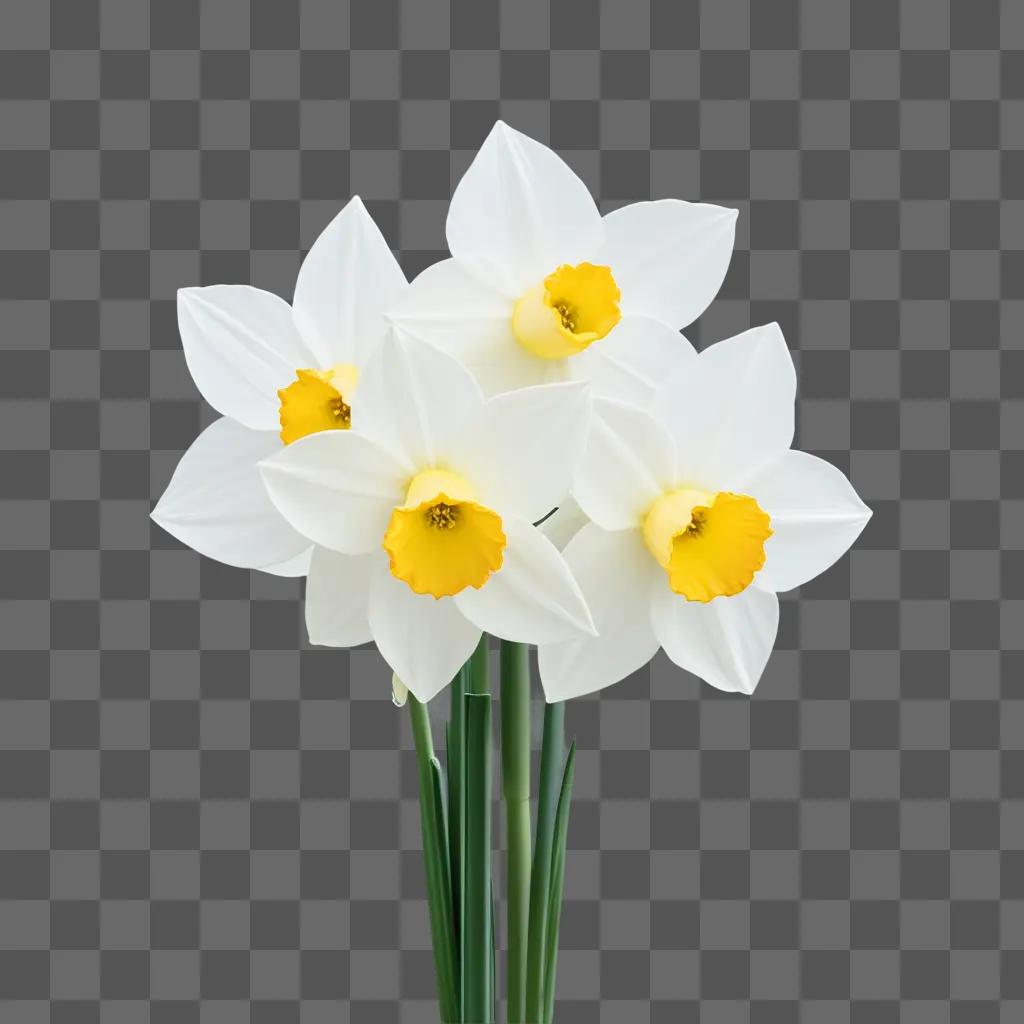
left=407, top=636, right=575, bottom=1023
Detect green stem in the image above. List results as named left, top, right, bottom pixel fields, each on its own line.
left=542, top=742, right=576, bottom=1023
left=448, top=663, right=467, bottom=962
left=409, top=696, right=459, bottom=1021
left=449, top=636, right=489, bottom=1019
left=500, top=641, right=531, bottom=1022
left=462, top=682, right=492, bottom=1022
left=525, top=700, right=565, bottom=1021
left=465, top=635, right=490, bottom=696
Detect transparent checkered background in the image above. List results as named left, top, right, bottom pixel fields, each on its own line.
left=1, top=0, right=1021, bottom=1019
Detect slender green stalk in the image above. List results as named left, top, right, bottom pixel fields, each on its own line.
left=465, top=635, right=490, bottom=695
left=448, top=670, right=466, bottom=968
left=408, top=695, right=459, bottom=1021
left=542, top=741, right=577, bottom=1022
left=448, top=636, right=488, bottom=1017
left=500, top=641, right=531, bottom=1022
left=462, top=690, right=492, bottom=1022
left=525, top=700, right=565, bottom=1021
left=446, top=663, right=466, bottom=937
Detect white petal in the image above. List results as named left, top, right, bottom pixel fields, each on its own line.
left=292, top=196, right=407, bottom=369
left=538, top=524, right=661, bottom=702
left=387, top=258, right=560, bottom=396
left=598, top=199, right=737, bottom=330
left=369, top=561, right=482, bottom=703
left=651, top=584, right=779, bottom=695
left=178, top=285, right=315, bottom=431
left=571, top=315, right=697, bottom=405
left=654, top=322, right=796, bottom=490
left=304, top=548, right=374, bottom=647
left=539, top=496, right=589, bottom=551
left=152, top=417, right=310, bottom=571
left=573, top=397, right=678, bottom=531
left=355, top=327, right=484, bottom=471
left=446, top=121, right=603, bottom=298
left=454, top=515, right=595, bottom=644
left=262, top=548, right=313, bottom=577
left=259, top=430, right=406, bottom=555
left=451, top=381, right=591, bottom=523
left=746, top=449, right=872, bottom=593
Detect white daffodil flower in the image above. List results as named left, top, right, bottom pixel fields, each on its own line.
left=388, top=120, right=736, bottom=402
left=259, top=330, right=597, bottom=702
left=151, top=197, right=407, bottom=576
left=538, top=323, right=872, bottom=702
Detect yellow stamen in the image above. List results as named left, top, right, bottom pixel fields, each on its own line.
left=642, top=488, right=772, bottom=603
left=277, top=363, right=359, bottom=445
left=511, top=262, right=621, bottom=359
left=383, top=468, right=506, bottom=599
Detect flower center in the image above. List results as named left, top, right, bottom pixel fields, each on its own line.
left=642, top=488, right=773, bottom=603
left=511, top=262, right=622, bottom=360
left=383, top=468, right=506, bottom=599
left=277, top=363, right=359, bottom=445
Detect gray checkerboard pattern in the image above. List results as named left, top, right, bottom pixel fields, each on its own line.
left=1, top=0, right=1020, bottom=1019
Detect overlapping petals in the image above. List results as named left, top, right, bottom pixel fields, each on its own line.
left=539, top=324, right=871, bottom=701
left=259, top=332, right=596, bottom=701
left=151, top=198, right=406, bottom=577
left=154, top=121, right=870, bottom=713
left=390, top=121, right=735, bottom=401
left=448, top=380, right=592, bottom=524
left=257, top=429, right=410, bottom=555
left=539, top=525, right=660, bottom=701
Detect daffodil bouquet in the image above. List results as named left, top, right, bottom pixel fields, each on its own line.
left=154, top=123, right=870, bottom=1022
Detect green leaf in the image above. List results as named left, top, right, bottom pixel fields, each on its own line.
left=524, top=700, right=565, bottom=1020
left=448, top=668, right=466, bottom=946
left=542, top=740, right=576, bottom=1023
left=500, top=640, right=531, bottom=1021
left=461, top=691, right=493, bottom=1022
left=409, top=697, right=460, bottom=1021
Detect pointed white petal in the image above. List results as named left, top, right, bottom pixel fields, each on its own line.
left=538, top=524, right=661, bottom=702
left=573, top=397, right=678, bottom=532
left=355, top=328, right=484, bottom=471
left=745, top=449, right=872, bottom=593
left=539, top=496, right=589, bottom=551
left=571, top=315, right=697, bottom=405
left=651, top=584, right=779, bottom=695
left=454, top=515, right=595, bottom=644
left=447, top=121, right=603, bottom=298
left=259, top=430, right=406, bottom=555
left=293, top=196, right=407, bottom=368
left=369, top=562, right=482, bottom=703
left=178, top=285, right=315, bottom=431
left=654, top=322, right=796, bottom=490
left=152, top=417, right=310, bottom=570
left=262, top=548, right=313, bottom=577
left=451, top=381, right=591, bottom=523
left=386, top=258, right=559, bottom=395
left=598, top=199, right=737, bottom=329
left=304, top=547, right=374, bottom=647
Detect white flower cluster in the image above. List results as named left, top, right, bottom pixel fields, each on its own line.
left=154, top=122, right=870, bottom=702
